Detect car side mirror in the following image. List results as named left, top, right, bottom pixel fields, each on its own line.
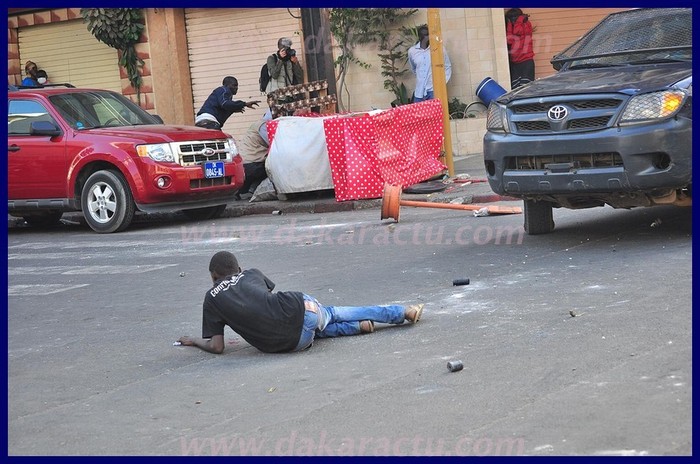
left=30, top=120, right=62, bottom=137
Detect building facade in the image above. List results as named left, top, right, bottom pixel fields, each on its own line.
left=8, top=8, right=627, bottom=155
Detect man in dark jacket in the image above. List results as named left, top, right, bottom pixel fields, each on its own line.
left=178, top=251, right=425, bottom=354
left=195, top=76, right=260, bottom=129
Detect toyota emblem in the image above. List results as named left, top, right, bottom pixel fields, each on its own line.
left=548, top=105, right=568, bottom=121
left=202, top=147, right=216, bottom=157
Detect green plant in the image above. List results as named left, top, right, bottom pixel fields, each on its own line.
left=379, top=24, right=420, bottom=107
left=448, top=97, right=467, bottom=118
left=81, top=8, right=145, bottom=103
left=449, top=97, right=488, bottom=119
left=329, top=8, right=417, bottom=111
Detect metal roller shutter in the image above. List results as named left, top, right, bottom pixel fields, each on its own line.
left=185, top=8, right=303, bottom=139
left=18, top=19, right=122, bottom=92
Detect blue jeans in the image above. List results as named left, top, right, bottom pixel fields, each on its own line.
left=293, top=294, right=406, bottom=351
left=413, top=90, right=434, bottom=103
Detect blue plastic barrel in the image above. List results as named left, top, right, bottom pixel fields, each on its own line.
left=476, top=77, right=507, bottom=106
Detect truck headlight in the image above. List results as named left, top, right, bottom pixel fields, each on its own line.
left=136, top=143, right=175, bottom=162
left=620, top=90, right=687, bottom=123
left=486, top=102, right=509, bottom=133
left=227, top=137, right=239, bottom=158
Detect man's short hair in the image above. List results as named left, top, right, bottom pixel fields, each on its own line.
left=209, top=251, right=239, bottom=276
left=222, top=76, right=238, bottom=86
left=417, top=25, right=429, bottom=37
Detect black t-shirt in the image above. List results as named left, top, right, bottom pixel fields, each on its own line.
left=201, top=268, right=305, bottom=353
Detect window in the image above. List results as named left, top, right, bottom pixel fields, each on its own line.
left=8, top=100, right=56, bottom=135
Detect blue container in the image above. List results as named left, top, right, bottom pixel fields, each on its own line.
left=476, top=77, right=507, bottom=106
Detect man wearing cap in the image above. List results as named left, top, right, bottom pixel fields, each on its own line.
left=265, top=37, right=304, bottom=94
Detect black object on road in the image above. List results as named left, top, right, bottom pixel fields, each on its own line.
left=453, top=278, right=470, bottom=286
left=447, top=360, right=464, bottom=372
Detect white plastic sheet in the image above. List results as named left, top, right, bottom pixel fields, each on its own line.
left=265, top=116, right=334, bottom=194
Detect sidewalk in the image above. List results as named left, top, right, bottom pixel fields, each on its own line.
left=8, top=154, right=520, bottom=229
left=221, top=153, right=518, bottom=218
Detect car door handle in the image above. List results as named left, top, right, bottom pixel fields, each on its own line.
left=8, top=145, right=21, bottom=152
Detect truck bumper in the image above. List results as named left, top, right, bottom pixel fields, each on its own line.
left=483, top=117, right=692, bottom=197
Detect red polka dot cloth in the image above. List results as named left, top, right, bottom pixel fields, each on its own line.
left=267, top=99, right=447, bottom=201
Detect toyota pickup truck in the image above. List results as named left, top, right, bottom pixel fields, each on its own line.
left=8, top=86, right=245, bottom=233
left=483, top=8, right=692, bottom=234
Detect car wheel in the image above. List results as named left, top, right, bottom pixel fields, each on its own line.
left=81, top=170, right=135, bottom=233
left=524, top=200, right=555, bottom=235
left=22, top=211, right=63, bottom=228
left=182, top=205, right=227, bottom=221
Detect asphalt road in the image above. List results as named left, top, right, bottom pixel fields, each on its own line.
left=7, top=202, right=692, bottom=456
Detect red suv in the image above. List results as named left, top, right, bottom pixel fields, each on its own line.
left=8, top=86, right=245, bottom=233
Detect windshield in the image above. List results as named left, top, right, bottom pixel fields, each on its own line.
left=49, top=91, right=160, bottom=130
left=553, top=8, right=692, bottom=69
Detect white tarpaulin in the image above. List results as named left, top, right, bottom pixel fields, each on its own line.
left=265, top=116, right=334, bottom=194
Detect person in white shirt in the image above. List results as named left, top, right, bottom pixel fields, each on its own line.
left=408, top=25, right=452, bottom=103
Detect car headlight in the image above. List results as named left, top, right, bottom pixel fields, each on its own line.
left=486, top=102, right=509, bottom=133
left=227, top=137, right=239, bottom=158
left=620, top=90, right=687, bottom=123
left=136, top=143, right=175, bottom=162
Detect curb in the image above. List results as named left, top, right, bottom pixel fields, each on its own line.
left=7, top=192, right=521, bottom=228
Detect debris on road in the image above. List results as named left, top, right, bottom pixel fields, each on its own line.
left=447, top=360, right=464, bottom=372
left=473, top=207, right=490, bottom=217
left=452, top=278, right=470, bottom=286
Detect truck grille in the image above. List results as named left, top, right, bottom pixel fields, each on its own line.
left=174, top=140, right=231, bottom=166
left=506, top=153, right=624, bottom=170
left=509, top=96, right=624, bottom=134
left=512, top=99, right=621, bottom=114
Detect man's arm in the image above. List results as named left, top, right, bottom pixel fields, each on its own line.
left=291, top=58, right=304, bottom=85
left=408, top=47, right=418, bottom=75
left=268, top=53, right=284, bottom=78
left=178, top=334, right=225, bottom=354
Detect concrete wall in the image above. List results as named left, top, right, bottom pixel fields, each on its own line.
left=338, top=8, right=509, bottom=155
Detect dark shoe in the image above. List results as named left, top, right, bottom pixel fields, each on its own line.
left=405, top=304, right=425, bottom=324
left=359, top=320, right=375, bottom=334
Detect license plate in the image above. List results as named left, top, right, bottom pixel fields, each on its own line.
left=204, top=161, right=224, bottom=179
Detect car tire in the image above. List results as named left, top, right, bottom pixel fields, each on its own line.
left=182, top=204, right=227, bottom=221
left=22, top=211, right=63, bottom=228
left=524, top=200, right=555, bottom=235
left=81, top=170, right=135, bottom=233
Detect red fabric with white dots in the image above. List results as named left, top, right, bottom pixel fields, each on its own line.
left=267, top=99, right=446, bottom=201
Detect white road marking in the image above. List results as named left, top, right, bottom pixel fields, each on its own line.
left=8, top=264, right=178, bottom=275
left=8, top=284, right=90, bottom=296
